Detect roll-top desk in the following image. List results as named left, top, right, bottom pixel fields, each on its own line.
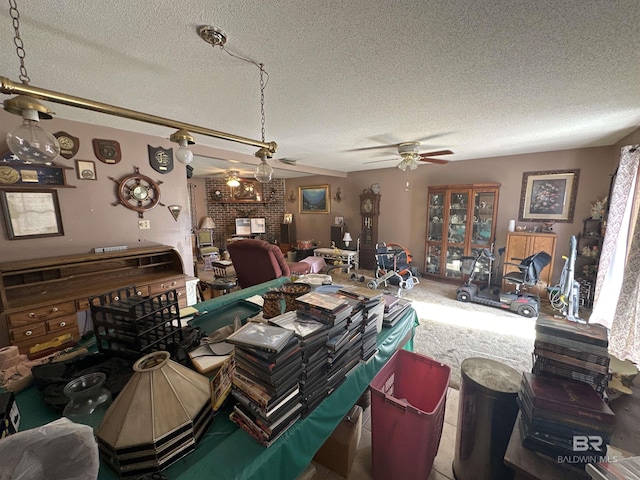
left=0, top=245, right=186, bottom=355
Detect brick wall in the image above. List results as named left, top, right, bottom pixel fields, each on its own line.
left=204, top=177, right=285, bottom=249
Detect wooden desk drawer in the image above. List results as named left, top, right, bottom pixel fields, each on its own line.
left=148, top=278, right=185, bottom=295
left=76, top=285, right=149, bottom=311
left=7, top=301, right=76, bottom=327
left=10, top=323, right=47, bottom=343
left=13, top=326, right=80, bottom=356
left=46, top=314, right=78, bottom=333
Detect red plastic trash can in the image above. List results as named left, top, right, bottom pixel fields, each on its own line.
left=369, top=350, right=451, bottom=480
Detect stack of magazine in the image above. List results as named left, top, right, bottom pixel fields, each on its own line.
left=225, top=322, right=303, bottom=447
left=517, top=372, right=615, bottom=469
left=268, top=311, right=330, bottom=416
left=532, top=316, right=611, bottom=396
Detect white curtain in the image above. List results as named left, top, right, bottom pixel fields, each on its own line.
left=590, top=145, right=640, bottom=364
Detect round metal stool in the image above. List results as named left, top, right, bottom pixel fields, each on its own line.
left=207, top=277, right=237, bottom=297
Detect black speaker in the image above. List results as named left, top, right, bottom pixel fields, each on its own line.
left=186, top=165, right=193, bottom=178
left=280, top=223, right=296, bottom=244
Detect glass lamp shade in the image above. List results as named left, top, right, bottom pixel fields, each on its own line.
left=175, top=139, right=194, bottom=164
left=254, top=160, right=273, bottom=183
left=6, top=109, right=60, bottom=164
left=96, top=351, right=213, bottom=476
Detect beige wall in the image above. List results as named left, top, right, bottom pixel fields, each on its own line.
left=285, top=145, right=621, bottom=281
left=0, top=110, right=252, bottom=275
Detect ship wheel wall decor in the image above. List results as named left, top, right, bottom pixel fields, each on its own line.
left=110, top=167, right=164, bottom=218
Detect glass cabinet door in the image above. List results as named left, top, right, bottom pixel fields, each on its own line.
left=425, top=244, right=441, bottom=275
left=445, top=246, right=465, bottom=278
left=448, top=192, right=468, bottom=244
left=472, top=191, right=496, bottom=246
left=427, top=193, right=444, bottom=242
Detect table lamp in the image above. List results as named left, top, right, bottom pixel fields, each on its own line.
left=343, top=232, right=352, bottom=247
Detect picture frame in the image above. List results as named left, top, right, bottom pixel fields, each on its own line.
left=283, top=213, right=293, bottom=224
left=334, top=216, right=344, bottom=225
left=518, top=169, right=580, bottom=223
left=299, top=185, right=330, bottom=214
left=75, top=159, right=97, bottom=180
left=1, top=189, right=64, bottom=239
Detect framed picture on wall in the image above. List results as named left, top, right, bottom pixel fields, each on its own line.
left=1, top=189, right=64, bottom=239
left=518, top=169, right=580, bottom=223
left=299, top=185, right=330, bottom=214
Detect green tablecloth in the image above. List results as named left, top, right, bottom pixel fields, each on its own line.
left=15, top=278, right=418, bottom=480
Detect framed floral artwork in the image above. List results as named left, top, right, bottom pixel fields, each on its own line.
left=518, top=169, right=579, bottom=223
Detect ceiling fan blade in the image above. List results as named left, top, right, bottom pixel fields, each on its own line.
left=362, top=158, right=397, bottom=165
left=413, top=132, right=454, bottom=143
left=348, top=144, right=398, bottom=152
left=420, top=149, right=453, bottom=157
left=419, top=157, right=450, bottom=164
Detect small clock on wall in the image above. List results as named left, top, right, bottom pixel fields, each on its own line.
left=109, top=167, right=163, bottom=218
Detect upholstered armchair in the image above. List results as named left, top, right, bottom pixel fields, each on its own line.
left=227, top=239, right=310, bottom=288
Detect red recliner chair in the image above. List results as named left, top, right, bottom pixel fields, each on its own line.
left=226, top=239, right=310, bottom=288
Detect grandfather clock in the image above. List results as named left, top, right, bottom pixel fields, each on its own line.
left=359, top=189, right=380, bottom=270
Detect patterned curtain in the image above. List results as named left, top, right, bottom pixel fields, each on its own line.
left=590, top=146, right=639, bottom=363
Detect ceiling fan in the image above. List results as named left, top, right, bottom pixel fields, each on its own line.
left=357, top=141, right=453, bottom=171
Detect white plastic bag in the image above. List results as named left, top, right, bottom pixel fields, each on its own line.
left=0, top=417, right=99, bottom=480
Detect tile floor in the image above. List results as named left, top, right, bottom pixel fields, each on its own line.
left=305, top=387, right=460, bottom=480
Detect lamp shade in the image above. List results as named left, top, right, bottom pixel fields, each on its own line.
left=200, top=217, right=216, bottom=230
left=95, top=351, right=213, bottom=476
left=342, top=232, right=352, bottom=246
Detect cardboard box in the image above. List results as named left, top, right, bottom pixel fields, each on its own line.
left=313, top=404, right=362, bottom=477
left=0, top=391, right=20, bottom=438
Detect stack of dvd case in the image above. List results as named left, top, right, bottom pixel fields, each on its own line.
left=517, top=372, right=615, bottom=468
left=532, top=316, right=610, bottom=396
left=382, top=295, right=412, bottom=328
left=295, top=290, right=363, bottom=412
left=268, top=311, right=330, bottom=416
left=226, top=322, right=303, bottom=447
left=337, top=286, right=384, bottom=362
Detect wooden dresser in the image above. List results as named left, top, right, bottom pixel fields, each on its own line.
left=0, top=245, right=186, bottom=355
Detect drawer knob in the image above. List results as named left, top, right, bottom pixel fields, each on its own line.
left=25, top=330, right=32, bottom=336
left=171, top=281, right=177, bottom=286
left=137, top=291, right=143, bottom=296
left=114, top=296, right=120, bottom=301
left=51, top=307, right=58, bottom=313
left=59, top=321, right=66, bottom=327
left=161, top=284, right=166, bottom=288
left=28, top=312, right=36, bottom=318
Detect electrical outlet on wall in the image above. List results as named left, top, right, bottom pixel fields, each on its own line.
left=138, top=220, right=150, bottom=229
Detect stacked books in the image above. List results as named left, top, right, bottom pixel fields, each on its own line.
left=533, top=316, right=610, bottom=396
left=518, top=372, right=615, bottom=468
left=226, top=322, right=303, bottom=447
left=268, top=311, right=330, bottom=416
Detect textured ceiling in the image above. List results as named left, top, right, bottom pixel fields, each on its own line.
left=1, top=1, right=639, bottom=178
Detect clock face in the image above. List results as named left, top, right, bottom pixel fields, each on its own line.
left=362, top=198, right=373, bottom=213
left=131, top=185, right=150, bottom=201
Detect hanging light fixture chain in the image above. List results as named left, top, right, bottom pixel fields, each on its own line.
left=260, top=63, right=266, bottom=143
left=8, top=0, right=30, bottom=84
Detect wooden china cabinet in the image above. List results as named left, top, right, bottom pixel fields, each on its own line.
left=424, top=183, right=500, bottom=282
